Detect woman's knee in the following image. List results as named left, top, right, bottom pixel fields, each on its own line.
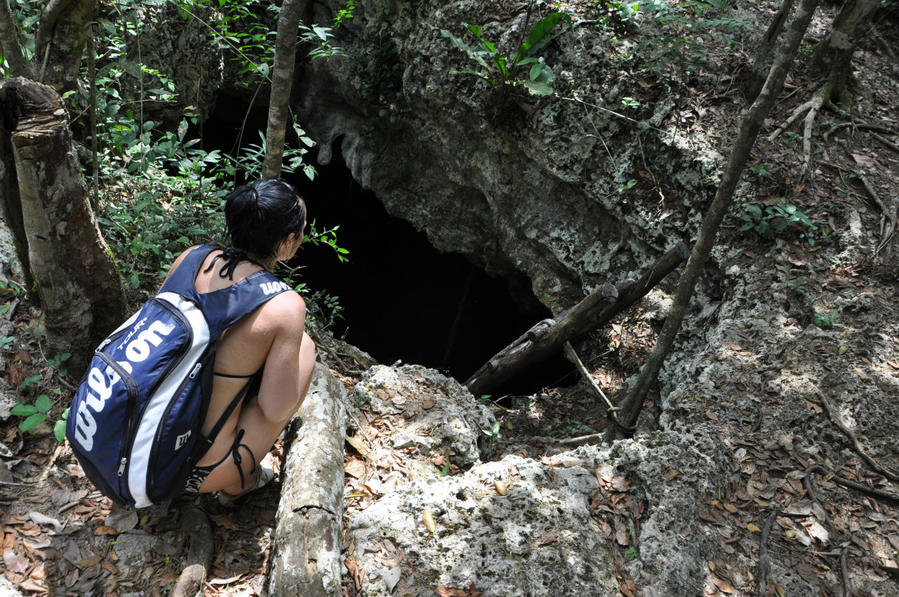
left=297, top=331, right=316, bottom=398
left=300, top=331, right=316, bottom=364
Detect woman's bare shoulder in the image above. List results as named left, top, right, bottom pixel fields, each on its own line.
left=258, top=290, right=306, bottom=333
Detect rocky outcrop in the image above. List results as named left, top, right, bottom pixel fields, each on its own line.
left=296, top=0, right=724, bottom=312
left=342, top=365, right=736, bottom=595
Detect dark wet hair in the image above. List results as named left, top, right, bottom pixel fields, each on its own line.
left=225, top=179, right=305, bottom=259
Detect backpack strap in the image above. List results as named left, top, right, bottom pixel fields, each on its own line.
left=159, top=245, right=293, bottom=339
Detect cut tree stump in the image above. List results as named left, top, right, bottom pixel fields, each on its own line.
left=268, top=363, right=346, bottom=597
left=0, top=77, right=126, bottom=372
left=465, top=242, right=689, bottom=395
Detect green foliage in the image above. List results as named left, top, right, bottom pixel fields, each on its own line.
left=814, top=311, right=838, bottom=329
left=736, top=199, right=818, bottom=246
left=618, top=179, right=637, bottom=194
left=482, top=421, right=503, bottom=439
left=438, top=11, right=573, bottom=96
left=625, top=545, right=640, bottom=559
left=46, top=353, right=71, bottom=377
left=349, top=30, right=405, bottom=125
left=601, top=0, right=753, bottom=83
left=592, top=1, right=641, bottom=33
left=299, top=23, right=344, bottom=60
left=11, top=397, right=68, bottom=442
left=10, top=394, right=52, bottom=433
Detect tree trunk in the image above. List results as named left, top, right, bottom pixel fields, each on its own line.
left=0, top=116, right=34, bottom=292
left=604, top=0, right=821, bottom=443
left=0, top=78, right=127, bottom=373
left=747, top=0, right=795, bottom=102
left=262, top=0, right=309, bottom=180
left=34, top=0, right=97, bottom=94
left=811, top=0, right=879, bottom=107
left=269, top=363, right=346, bottom=596
left=0, top=0, right=34, bottom=78
left=465, top=243, right=689, bottom=396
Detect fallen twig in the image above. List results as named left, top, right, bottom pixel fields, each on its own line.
left=840, top=548, right=851, bottom=597
left=757, top=509, right=778, bottom=597
left=562, top=342, right=615, bottom=412
left=809, top=392, right=899, bottom=483
left=805, top=464, right=899, bottom=505
left=531, top=432, right=605, bottom=446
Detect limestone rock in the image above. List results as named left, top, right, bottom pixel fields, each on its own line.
left=345, top=453, right=620, bottom=596
left=351, top=365, right=494, bottom=466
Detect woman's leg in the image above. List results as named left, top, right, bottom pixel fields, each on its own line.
left=198, top=332, right=316, bottom=495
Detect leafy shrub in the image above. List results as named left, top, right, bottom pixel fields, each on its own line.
left=438, top=11, right=573, bottom=96
left=737, top=199, right=818, bottom=246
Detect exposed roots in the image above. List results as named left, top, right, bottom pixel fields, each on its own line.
left=767, top=85, right=836, bottom=171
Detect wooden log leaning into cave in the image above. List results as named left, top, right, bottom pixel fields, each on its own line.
left=269, top=363, right=347, bottom=596
left=465, top=242, right=690, bottom=396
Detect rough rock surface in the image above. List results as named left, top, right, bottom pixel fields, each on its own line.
left=351, top=365, right=495, bottom=468
left=296, top=0, right=724, bottom=312
left=342, top=366, right=739, bottom=595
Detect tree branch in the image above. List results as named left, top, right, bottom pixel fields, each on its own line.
left=465, top=242, right=689, bottom=396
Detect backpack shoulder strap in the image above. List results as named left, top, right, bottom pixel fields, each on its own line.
left=159, top=245, right=217, bottom=298
left=197, top=270, right=293, bottom=338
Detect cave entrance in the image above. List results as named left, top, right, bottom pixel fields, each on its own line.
left=285, top=151, right=576, bottom=395
left=202, top=100, right=573, bottom=394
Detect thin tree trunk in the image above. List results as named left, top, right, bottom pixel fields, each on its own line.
left=811, top=0, right=878, bottom=107
left=0, top=0, right=34, bottom=78
left=34, top=0, right=95, bottom=94
left=747, top=0, right=795, bottom=102
left=262, top=0, right=309, bottom=180
left=604, top=0, right=821, bottom=443
left=0, top=78, right=127, bottom=373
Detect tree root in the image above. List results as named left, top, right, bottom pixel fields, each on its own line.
left=767, top=85, right=836, bottom=171
left=756, top=509, right=778, bottom=597
left=840, top=548, right=852, bottom=597
left=805, top=464, right=899, bottom=506
left=856, top=173, right=897, bottom=256
left=809, top=392, right=899, bottom=483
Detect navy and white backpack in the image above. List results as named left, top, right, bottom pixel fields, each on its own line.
left=67, top=245, right=291, bottom=508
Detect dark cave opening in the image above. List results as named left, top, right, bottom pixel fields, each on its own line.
left=203, top=99, right=576, bottom=395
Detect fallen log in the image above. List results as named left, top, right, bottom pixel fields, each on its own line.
left=465, top=242, right=689, bottom=396
left=268, top=363, right=346, bottom=597
left=171, top=503, right=213, bottom=597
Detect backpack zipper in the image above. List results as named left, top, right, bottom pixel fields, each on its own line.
left=145, top=352, right=211, bottom=501
left=93, top=353, right=140, bottom=501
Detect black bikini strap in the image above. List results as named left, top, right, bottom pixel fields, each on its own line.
left=205, top=376, right=255, bottom=447
left=213, top=370, right=256, bottom=379
left=202, top=247, right=267, bottom=281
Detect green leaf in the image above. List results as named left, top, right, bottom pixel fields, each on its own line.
left=35, top=394, right=52, bottom=413
left=522, top=79, right=554, bottom=96
left=513, top=12, right=572, bottom=65
left=10, top=403, right=37, bottom=416
left=54, top=419, right=67, bottom=443
left=19, top=412, right=46, bottom=432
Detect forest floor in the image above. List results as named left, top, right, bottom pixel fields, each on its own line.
left=2, top=3, right=898, bottom=597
